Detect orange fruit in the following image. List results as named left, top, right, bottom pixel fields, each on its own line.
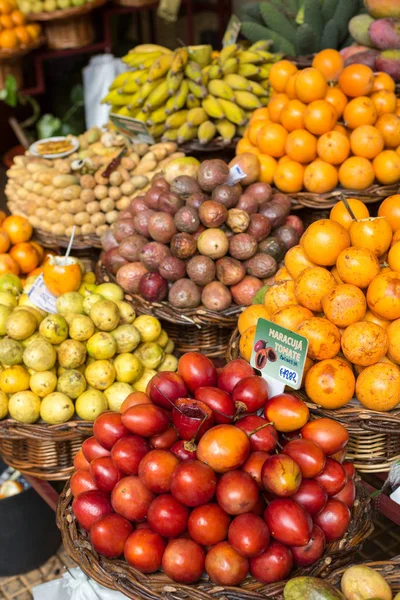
left=302, top=219, right=350, bottom=267
left=280, top=99, right=306, bottom=132
left=378, top=194, right=400, bottom=231
left=25, top=23, right=40, bottom=40
left=285, top=74, right=297, bottom=99
left=295, top=68, right=328, bottom=104
left=349, top=125, right=384, bottom=159
left=387, top=318, right=400, bottom=363
left=356, top=363, right=400, bottom=411
left=269, top=60, right=298, bottom=93
left=284, top=245, right=316, bottom=279
left=392, top=229, right=400, bottom=245
left=336, top=247, right=380, bottom=289
left=274, top=266, right=293, bottom=282
left=349, top=216, right=392, bottom=257
left=303, top=99, right=337, bottom=135
left=305, top=358, right=355, bottom=409
left=317, top=131, right=350, bottom=165
left=0, top=254, right=19, bottom=276
left=339, top=64, right=374, bottom=97
left=333, top=123, right=349, bottom=137
left=271, top=304, right=313, bottom=331
left=330, top=198, right=370, bottom=230
left=2, top=215, right=32, bottom=244
left=303, top=159, right=338, bottom=194
left=294, top=266, right=336, bottom=312
left=43, top=256, right=82, bottom=297
left=257, top=123, right=288, bottom=158
left=371, top=90, right=397, bottom=116
left=343, top=96, right=377, bottom=129
left=325, top=87, right=348, bottom=118
left=278, top=155, right=291, bottom=165
left=10, top=9, right=24, bottom=25
left=9, top=242, right=39, bottom=274
left=373, top=72, right=396, bottom=93
left=373, top=150, right=400, bottom=185
left=367, top=271, right=400, bottom=320
left=268, top=93, right=289, bottom=123
left=338, top=157, right=375, bottom=190
left=238, top=304, right=270, bottom=335
left=0, top=28, right=17, bottom=47
left=388, top=241, right=400, bottom=272
left=273, top=160, right=304, bottom=193
left=0, top=230, right=10, bottom=253
left=376, top=113, right=400, bottom=148
left=264, top=280, right=297, bottom=315
left=239, top=325, right=256, bottom=362
left=0, top=14, right=13, bottom=28
left=285, top=129, right=317, bottom=164
left=342, top=321, right=388, bottom=366
left=297, top=317, right=341, bottom=360
left=312, top=49, right=344, bottom=82
left=0, top=0, right=13, bottom=13
left=331, top=266, right=344, bottom=284
left=363, top=309, right=389, bottom=329
left=322, top=283, right=367, bottom=327
left=258, top=154, right=277, bottom=184
left=247, top=121, right=264, bottom=146
left=236, top=138, right=257, bottom=155
left=250, top=107, right=270, bottom=123
left=14, top=25, right=30, bottom=45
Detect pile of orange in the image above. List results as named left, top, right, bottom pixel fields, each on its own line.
left=238, top=195, right=400, bottom=413
left=237, top=49, right=400, bottom=193
left=0, top=212, right=47, bottom=282
left=0, top=0, right=41, bottom=49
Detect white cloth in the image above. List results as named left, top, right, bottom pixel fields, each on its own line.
left=83, top=55, right=128, bottom=129
left=33, top=567, right=130, bottom=600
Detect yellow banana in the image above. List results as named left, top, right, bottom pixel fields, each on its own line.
left=134, top=110, right=147, bottom=122
left=187, top=107, right=207, bottom=126
left=186, top=93, right=201, bottom=109
left=238, top=51, right=264, bottom=64
left=218, top=98, right=247, bottom=125
left=167, top=71, right=184, bottom=95
left=122, top=80, right=140, bottom=94
left=257, top=50, right=277, bottom=62
left=216, top=119, right=236, bottom=142
left=198, top=120, right=216, bottom=144
left=208, top=64, right=223, bottom=79
left=122, top=51, right=162, bottom=66
left=132, top=44, right=172, bottom=54
left=170, top=48, right=189, bottom=75
left=188, top=80, right=207, bottom=99
left=248, top=80, right=267, bottom=97
left=172, top=80, right=189, bottom=111
left=248, top=40, right=273, bottom=52
left=162, top=128, right=179, bottom=142
left=177, top=123, right=198, bottom=144
left=258, top=66, right=272, bottom=79
left=208, top=79, right=235, bottom=101
left=132, top=80, right=161, bottom=108
left=144, top=80, right=170, bottom=111
left=148, top=54, right=174, bottom=82
left=237, top=124, right=247, bottom=137
left=221, top=58, right=239, bottom=75
left=234, top=91, right=262, bottom=110
left=223, top=74, right=251, bottom=91
left=149, top=123, right=166, bottom=139
left=134, top=70, right=150, bottom=85
left=219, top=43, right=238, bottom=64
left=184, top=61, right=203, bottom=84
left=146, top=106, right=168, bottom=125
left=238, top=64, right=260, bottom=78
left=117, top=106, right=132, bottom=117
left=202, top=95, right=224, bottom=119
left=165, top=110, right=189, bottom=129
left=110, top=72, right=132, bottom=90
left=102, top=91, right=135, bottom=106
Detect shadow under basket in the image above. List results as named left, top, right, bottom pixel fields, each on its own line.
left=0, top=420, right=93, bottom=481
left=57, top=478, right=373, bottom=600
left=226, top=327, right=400, bottom=473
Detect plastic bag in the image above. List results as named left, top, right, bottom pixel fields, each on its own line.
left=33, top=568, right=130, bottom=600
left=83, top=55, right=127, bottom=129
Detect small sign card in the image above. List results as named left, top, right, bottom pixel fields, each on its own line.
left=28, top=274, right=57, bottom=314
left=222, top=15, right=241, bottom=48
left=110, top=113, right=155, bottom=145
left=250, top=318, right=309, bottom=396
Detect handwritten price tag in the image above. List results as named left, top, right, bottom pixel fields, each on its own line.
left=279, top=367, right=298, bottom=385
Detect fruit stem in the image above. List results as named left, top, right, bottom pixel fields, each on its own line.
left=249, top=422, right=274, bottom=436
left=341, top=196, right=357, bottom=221
left=153, top=384, right=181, bottom=411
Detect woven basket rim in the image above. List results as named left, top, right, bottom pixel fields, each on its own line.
left=97, top=261, right=244, bottom=327
left=326, top=555, right=400, bottom=590
left=57, top=478, right=373, bottom=600
left=27, top=0, right=107, bottom=21
left=0, top=417, right=93, bottom=441
left=33, top=228, right=102, bottom=249
left=285, top=183, right=400, bottom=210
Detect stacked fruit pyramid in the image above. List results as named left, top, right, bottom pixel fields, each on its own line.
left=103, top=43, right=280, bottom=146
left=239, top=196, right=400, bottom=414
left=238, top=50, right=400, bottom=193
left=0, top=0, right=41, bottom=49
left=70, top=353, right=360, bottom=587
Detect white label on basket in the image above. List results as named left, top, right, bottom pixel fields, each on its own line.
left=28, top=274, right=57, bottom=314
left=390, top=486, right=400, bottom=505
left=227, top=164, right=246, bottom=185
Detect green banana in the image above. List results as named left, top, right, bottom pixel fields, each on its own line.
left=144, top=80, right=170, bottom=111
left=202, top=95, right=224, bottom=119
left=219, top=43, right=238, bottom=64
left=166, top=71, right=184, bottom=95
left=165, top=110, right=189, bottom=129
left=184, top=61, right=203, bottom=83
left=172, top=80, right=189, bottom=111
left=218, top=98, right=247, bottom=125
left=188, top=80, right=208, bottom=99
left=208, top=79, right=235, bottom=101
left=187, top=107, right=207, bottom=126
left=221, top=58, right=239, bottom=75
left=248, top=40, right=273, bottom=52
left=177, top=123, right=198, bottom=143
left=148, top=54, right=174, bottom=81
left=186, top=93, right=201, bottom=109
left=170, top=47, right=189, bottom=74
left=224, top=74, right=251, bottom=91
left=234, top=90, right=262, bottom=110
left=216, top=119, right=236, bottom=142
left=198, top=120, right=217, bottom=144
left=162, top=128, right=179, bottom=142
left=146, top=106, right=168, bottom=125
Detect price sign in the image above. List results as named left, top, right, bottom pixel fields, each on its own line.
left=110, top=113, right=155, bottom=145
left=28, top=274, right=57, bottom=314
left=250, top=318, right=309, bottom=396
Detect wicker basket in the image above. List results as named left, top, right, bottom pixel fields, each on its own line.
left=28, top=0, right=107, bottom=49
left=57, top=478, right=372, bottom=600
left=326, top=556, right=400, bottom=592
left=287, top=183, right=400, bottom=210
left=96, top=262, right=243, bottom=358
left=33, top=229, right=102, bottom=251
left=226, top=328, right=400, bottom=473
left=0, top=419, right=92, bottom=480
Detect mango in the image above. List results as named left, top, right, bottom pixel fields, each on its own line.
left=369, top=18, right=400, bottom=49
left=341, top=565, right=392, bottom=600
left=365, top=0, right=400, bottom=19
left=376, top=49, right=400, bottom=80
left=349, top=14, right=375, bottom=46
left=284, top=577, right=345, bottom=600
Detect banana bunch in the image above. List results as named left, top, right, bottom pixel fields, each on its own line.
left=103, top=42, right=280, bottom=146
